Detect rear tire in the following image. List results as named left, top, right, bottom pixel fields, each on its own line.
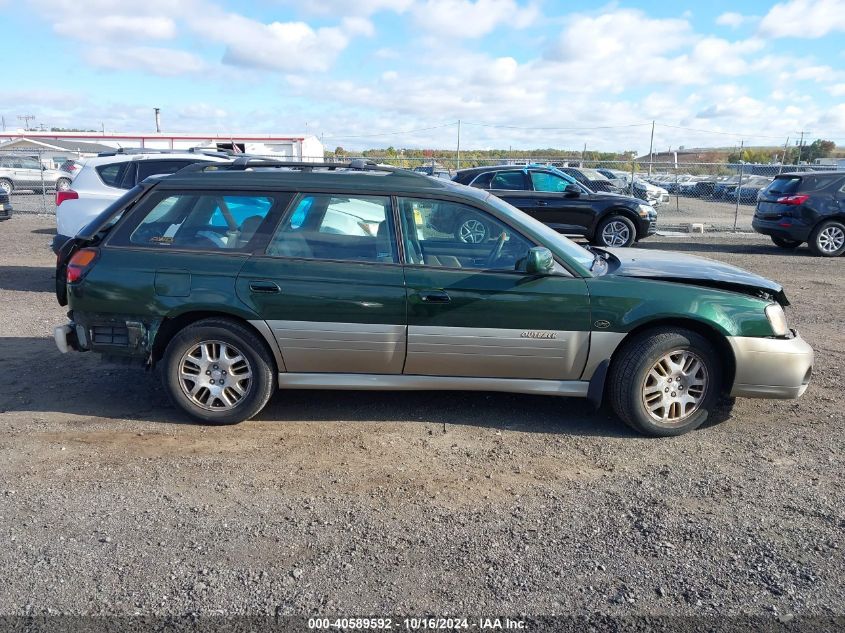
left=162, top=318, right=275, bottom=425
left=0, top=179, right=12, bottom=194
left=594, top=215, right=636, bottom=247
left=771, top=236, right=801, bottom=249
left=808, top=220, right=845, bottom=257
left=608, top=328, right=723, bottom=437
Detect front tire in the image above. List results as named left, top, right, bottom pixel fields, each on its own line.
left=608, top=328, right=722, bottom=437
left=0, top=179, right=12, bottom=194
left=162, top=318, right=275, bottom=425
left=808, top=220, right=845, bottom=257
left=771, top=236, right=801, bottom=249
left=594, top=215, right=636, bottom=247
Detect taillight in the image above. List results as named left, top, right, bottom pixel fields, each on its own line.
left=56, top=189, right=79, bottom=207
left=66, top=248, right=99, bottom=283
left=776, top=194, right=809, bottom=206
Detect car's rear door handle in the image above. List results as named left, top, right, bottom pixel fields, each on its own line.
left=249, top=280, right=281, bottom=294
left=418, top=290, right=451, bottom=303
left=536, top=200, right=549, bottom=206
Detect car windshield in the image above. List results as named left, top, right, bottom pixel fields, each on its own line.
left=481, top=191, right=596, bottom=272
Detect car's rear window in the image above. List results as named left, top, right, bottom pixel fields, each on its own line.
left=766, top=176, right=801, bottom=196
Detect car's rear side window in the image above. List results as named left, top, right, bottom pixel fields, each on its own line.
left=96, top=163, right=132, bottom=189
left=110, top=191, right=288, bottom=252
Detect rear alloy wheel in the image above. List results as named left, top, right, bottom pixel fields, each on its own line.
left=594, top=215, right=636, bottom=247
left=608, top=328, right=722, bottom=437
left=808, top=220, right=845, bottom=257
left=163, top=318, right=275, bottom=425
left=455, top=214, right=489, bottom=244
left=56, top=178, right=71, bottom=192
left=0, top=179, right=12, bottom=195
left=771, top=236, right=802, bottom=249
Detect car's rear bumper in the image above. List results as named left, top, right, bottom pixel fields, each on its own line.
left=727, top=330, right=813, bottom=399
left=752, top=215, right=812, bottom=242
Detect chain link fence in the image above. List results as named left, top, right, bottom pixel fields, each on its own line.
left=0, top=148, right=75, bottom=216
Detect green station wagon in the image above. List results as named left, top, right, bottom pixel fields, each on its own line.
left=53, top=159, right=814, bottom=437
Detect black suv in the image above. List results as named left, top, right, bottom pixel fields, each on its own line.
left=753, top=171, right=845, bottom=257
left=452, top=165, right=657, bottom=247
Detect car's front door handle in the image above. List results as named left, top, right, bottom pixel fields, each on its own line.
left=248, top=280, right=281, bottom=294
left=418, top=290, right=451, bottom=303
left=536, top=200, right=549, bottom=206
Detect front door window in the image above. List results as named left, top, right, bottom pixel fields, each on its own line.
left=396, top=197, right=533, bottom=272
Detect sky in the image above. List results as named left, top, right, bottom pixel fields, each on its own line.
left=1, top=0, right=845, bottom=153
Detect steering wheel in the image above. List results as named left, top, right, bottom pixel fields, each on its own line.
left=485, top=231, right=507, bottom=267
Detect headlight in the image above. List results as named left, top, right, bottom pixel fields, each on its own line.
left=765, top=303, right=789, bottom=336
left=637, top=203, right=655, bottom=218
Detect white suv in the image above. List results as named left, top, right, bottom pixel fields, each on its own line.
left=54, top=150, right=229, bottom=251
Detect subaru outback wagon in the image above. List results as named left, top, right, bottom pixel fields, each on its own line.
left=54, top=159, right=813, bottom=437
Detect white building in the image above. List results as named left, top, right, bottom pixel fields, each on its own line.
left=0, top=137, right=117, bottom=168
left=0, top=131, right=324, bottom=161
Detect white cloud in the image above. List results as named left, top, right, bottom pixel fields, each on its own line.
left=549, top=9, right=691, bottom=62
left=759, top=0, right=845, bottom=38
left=715, top=12, right=758, bottom=28
left=827, top=83, right=845, bottom=96
left=84, top=46, right=205, bottom=75
left=55, top=15, right=177, bottom=41
left=411, top=0, right=538, bottom=39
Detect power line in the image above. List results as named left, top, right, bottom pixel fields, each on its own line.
left=462, top=121, right=651, bottom=131
left=656, top=123, right=797, bottom=141
left=322, top=122, right=457, bottom=140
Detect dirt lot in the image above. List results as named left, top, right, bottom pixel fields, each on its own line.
left=0, top=214, right=843, bottom=620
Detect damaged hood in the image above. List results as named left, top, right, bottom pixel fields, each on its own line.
left=603, top=247, right=789, bottom=306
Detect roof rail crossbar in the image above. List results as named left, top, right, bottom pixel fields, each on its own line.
left=96, top=147, right=233, bottom=158
left=174, top=158, right=433, bottom=178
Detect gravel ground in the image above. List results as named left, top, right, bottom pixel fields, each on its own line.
left=0, top=214, right=843, bottom=621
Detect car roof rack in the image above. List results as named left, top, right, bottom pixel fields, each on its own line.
left=96, top=147, right=234, bottom=158
left=175, top=157, right=433, bottom=179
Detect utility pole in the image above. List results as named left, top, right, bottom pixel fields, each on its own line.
left=18, top=114, right=35, bottom=130
left=581, top=142, right=586, bottom=165
left=733, top=140, right=744, bottom=232
left=1, top=115, right=5, bottom=131
left=456, top=119, right=461, bottom=170
left=796, top=130, right=806, bottom=164
left=778, top=136, right=789, bottom=173
left=647, top=120, right=655, bottom=176
left=154, top=108, right=161, bottom=133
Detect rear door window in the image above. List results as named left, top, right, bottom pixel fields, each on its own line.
left=96, top=162, right=132, bottom=189
left=489, top=171, right=527, bottom=190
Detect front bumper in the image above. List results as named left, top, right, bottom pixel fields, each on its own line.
left=727, top=330, right=813, bottom=399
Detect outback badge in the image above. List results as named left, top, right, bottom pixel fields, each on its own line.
left=594, top=320, right=611, bottom=329
left=520, top=331, right=557, bottom=339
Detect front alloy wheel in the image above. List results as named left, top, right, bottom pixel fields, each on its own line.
left=641, top=350, right=708, bottom=425
left=595, top=215, right=636, bottom=247
left=608, top=327, right=722, bottom=436
left=456, top=216, right=488, bottom=244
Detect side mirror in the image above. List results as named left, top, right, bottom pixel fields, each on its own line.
left=42, top=165, right=47, bottom=171
left=564, top=183, right=581, bottom=196
left=525, top=246, right=554, bottom=275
